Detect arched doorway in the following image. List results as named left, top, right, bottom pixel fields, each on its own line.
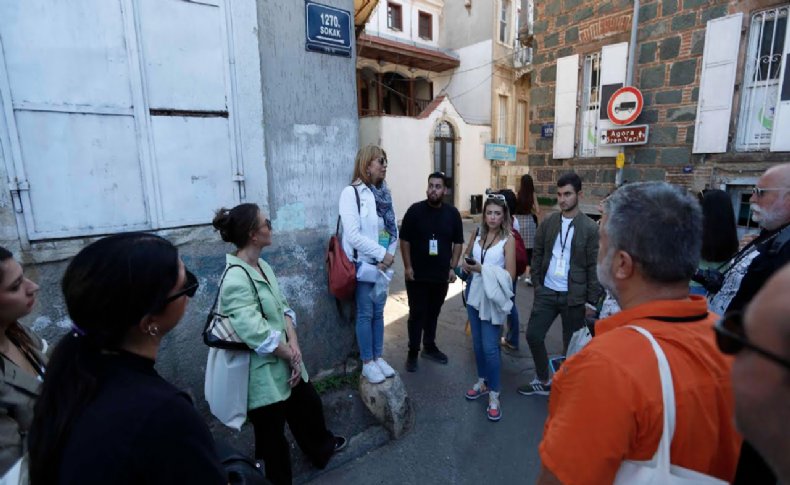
left=433, top=121, right=456, bottom=206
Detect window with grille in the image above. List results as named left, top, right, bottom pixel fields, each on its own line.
left=497, top=95, right=509, bottom=144
left=736, top=5, right=789, bottom=151
left=387, top=2, right=402, bottom=31
left=579, top=52, right=602, bottom=158
left=418, top=11, right=432, bottom=40
left=517, top=101, right=527, bottom=150
left=499, top=0, right=510, bottom=44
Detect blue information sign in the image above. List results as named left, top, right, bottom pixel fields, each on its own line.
left=541, top=123, right=554, bottom=138
left=305, top=1, right=352, bottom=58
left=484, top=143, right=517, bottom=162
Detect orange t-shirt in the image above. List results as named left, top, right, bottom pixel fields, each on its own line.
left=539, top=296, right=742, bottom=485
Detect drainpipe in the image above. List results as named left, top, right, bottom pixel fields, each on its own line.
left=617, top=0, right=640, bottom=187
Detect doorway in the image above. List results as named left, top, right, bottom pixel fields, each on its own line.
left=433, top=121, right=456, bottom=206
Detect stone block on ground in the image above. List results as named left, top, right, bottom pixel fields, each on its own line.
left=358, top=372, right=414, bottom=439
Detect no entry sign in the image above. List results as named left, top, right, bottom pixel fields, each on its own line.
left=607, top=86, right=644, bottom=125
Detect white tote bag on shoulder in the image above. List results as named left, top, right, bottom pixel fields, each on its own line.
left=205, top=348, right=250, bottom=430
left=612, top=326, right=727, bottom=485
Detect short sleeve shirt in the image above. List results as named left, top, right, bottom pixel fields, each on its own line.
left=540, top=296, right=741, bottom=485
left=399, top=201, right=464, bottom=283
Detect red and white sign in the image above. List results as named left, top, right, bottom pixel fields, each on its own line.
left=607, top=86, right=644, bottom=125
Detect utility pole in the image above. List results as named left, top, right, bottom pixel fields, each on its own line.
left=617, top=0, right=640, bottom=187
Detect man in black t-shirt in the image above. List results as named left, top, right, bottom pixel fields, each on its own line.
left=400, top=172, right=464, bottom=372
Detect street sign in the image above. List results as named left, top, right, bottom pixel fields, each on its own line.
left=600, top=125, right=650, bottom=146
left=305, top=1, right=352, bottom=58
left=541, top=123, right=554, bottom=138
left=616, top=152, right=625, bottom=168
left=485, top=143, right=517, bottom=162
left=607, top=86, right=644, bottom=125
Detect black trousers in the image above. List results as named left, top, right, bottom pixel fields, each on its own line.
left=248, top=380, right=335, bottom=485
left=406, top=280, right=449, bottom=352
left=526, top=286, right=586, bottom=381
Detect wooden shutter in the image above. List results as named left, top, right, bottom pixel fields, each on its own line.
left=598, top=42, right=628, bottom=157
left=693, top=13, right=743, bottom=154
left=771, top=14, right=790, bottom=152
left=553, top=55, right=579, bottom=159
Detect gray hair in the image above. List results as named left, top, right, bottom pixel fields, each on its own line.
left=604, top=182, right=702, bottom=283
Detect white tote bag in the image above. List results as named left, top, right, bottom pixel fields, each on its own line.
left=0, top=457, right=27, bottom=485
left=566, top=326, right=592, bottom=358
left=612, top=326, right=727, bottom=485
left=205, top=348, right=250, bottom=430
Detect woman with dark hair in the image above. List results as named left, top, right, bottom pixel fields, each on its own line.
left=691, top=189, right=739, bottom=296
left=28, top=233, right=226, bottom=485
left=0, top=247, right=47, bottom=475
left=212, top=203, right=345, bottom=485
left=515, top=174, right=539, bottom=285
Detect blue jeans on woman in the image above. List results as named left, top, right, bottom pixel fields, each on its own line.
left=504, top=281, right=519, bottom=348
left=355, top=266, right=386, bottom=362
left=467, top=304, right=502, bottom=392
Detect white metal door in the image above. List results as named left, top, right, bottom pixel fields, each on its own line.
left=0, top=0, right=241, bottom=240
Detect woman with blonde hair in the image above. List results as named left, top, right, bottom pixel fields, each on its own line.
left=461, top=195, right=516, bottom=421
left=338, top=145, right=399, bottom=384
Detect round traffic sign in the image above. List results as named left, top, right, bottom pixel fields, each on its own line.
left=607, top=86, right=644, bottom=125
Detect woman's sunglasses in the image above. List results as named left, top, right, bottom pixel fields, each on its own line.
left=714, top=312, right=790, bottom=371
left=160, top=269, right=199, bottom=308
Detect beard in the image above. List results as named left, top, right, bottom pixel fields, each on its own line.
left=596, top=247, right=619, bottom=302
left=751, top=202, right=790, bottom=231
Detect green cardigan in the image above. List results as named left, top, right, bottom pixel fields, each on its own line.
left=219, top=254, right=308, bottom=410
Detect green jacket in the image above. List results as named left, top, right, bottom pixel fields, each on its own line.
left=219, top=254, right=308, bottom=410
left=530, top=210, right=602, bottom=306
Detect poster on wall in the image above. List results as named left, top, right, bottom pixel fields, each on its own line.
left=740, top=85, right=778, bottom=148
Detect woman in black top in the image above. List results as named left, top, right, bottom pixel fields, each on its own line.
left=29, top=233, right=227, bottom=485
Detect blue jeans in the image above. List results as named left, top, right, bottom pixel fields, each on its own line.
left=355, top=275, right=386, bottom=362
left=504, top=281, right=519, bottom=348
left=468, top=304, right=502, bottom=392
left=689, top=286, right=707, bottom=296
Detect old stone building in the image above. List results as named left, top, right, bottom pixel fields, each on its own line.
left=522, top=0, right=789, bottom=231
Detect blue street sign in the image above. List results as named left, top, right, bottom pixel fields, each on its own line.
left=485, top=143, right=517, bottom=162
left=305, top=1, right=352, bottom=58
left=542, top=123, right=554, bottom=139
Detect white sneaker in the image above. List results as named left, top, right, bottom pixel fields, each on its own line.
left=362, top=362, right=385, bottom=384
left=375, top=358, right=395, bottom=378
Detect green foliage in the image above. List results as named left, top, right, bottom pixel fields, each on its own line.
left=312, top=372, right=360, bottom=395
left=537, top=197, right=557, bottom=206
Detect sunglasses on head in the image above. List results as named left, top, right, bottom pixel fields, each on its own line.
left=715, top=312, right=790, bottom=371
left=160, top=269, right=199, bottom=308
left=487, top=194, right=506, bottom=202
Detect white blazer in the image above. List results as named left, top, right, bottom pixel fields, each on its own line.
left=339, top=181, right=399, bottom=264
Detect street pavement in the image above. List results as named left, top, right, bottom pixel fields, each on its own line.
left=311, top=221, right=566, bottom=485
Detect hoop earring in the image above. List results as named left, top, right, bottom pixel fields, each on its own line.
left=147, top=325, right=159, bottom=337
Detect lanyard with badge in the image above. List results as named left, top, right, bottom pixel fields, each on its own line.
left=554, top=221, right=574, bottom=277
left=429, top=234, right=438, bottom=256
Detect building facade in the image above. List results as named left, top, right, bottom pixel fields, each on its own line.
left=357, top=0, right=532, bottom=218
left=523, top=0, right=789, bottom=227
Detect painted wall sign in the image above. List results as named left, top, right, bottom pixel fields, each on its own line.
left=607, top=86, right=644, bottom=125
left=600, top=125, right=650, bottom=146
left=541, top=123, right=554, bottom=138
left=305, top=1, right=352, bottom=58
left=485, top=143, right=517, bottom=161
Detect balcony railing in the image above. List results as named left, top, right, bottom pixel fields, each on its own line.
left=514, top=47, right=532, bottom=69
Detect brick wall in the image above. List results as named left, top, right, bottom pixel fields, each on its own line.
left=527, top=0, right=789, bottom=202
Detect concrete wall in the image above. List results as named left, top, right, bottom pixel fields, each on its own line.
left=0, top=0, right=360, bottom=437
left=528, top=0, right=790, bottom=204
left=435, top=40, right=494, bottom=125
left=440, top=0, right=495, bottom=49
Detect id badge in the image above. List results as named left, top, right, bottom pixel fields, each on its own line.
left=554, top=258, right=567, bottom=277
left=429, top=239, right=438, bottom=256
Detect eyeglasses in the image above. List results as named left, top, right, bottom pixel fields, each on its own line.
left=373, top=157, right=388, bottom=165
left=752, top=187, right=788, bottom=199
left=714, top=312, right=790, bottom=371
left=160, top=269, right=199, bottom=308
left=264, top=218, right=272, bottom=231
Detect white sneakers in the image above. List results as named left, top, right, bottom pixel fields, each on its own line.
left=362, top=358, right=396, bottom=384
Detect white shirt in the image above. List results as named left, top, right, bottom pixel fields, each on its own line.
left=512, top=217, right=520, bottom=233
left=708, top=246, right=760, bottom=316
left=544, top=216, right=575, bottom=292
left=338, top=181, right=399, bottom=264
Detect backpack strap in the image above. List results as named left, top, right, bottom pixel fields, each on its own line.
left=336, top=185, right=362, bottom=260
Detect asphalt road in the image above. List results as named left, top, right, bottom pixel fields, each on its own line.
left=311, top=221, right=565, bottom=485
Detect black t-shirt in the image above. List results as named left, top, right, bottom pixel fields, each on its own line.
left=727, top=224, right=790, bottom=314
left=54, top=351, right=227, bottom=485
left=400, top=200, right=464, bottom=283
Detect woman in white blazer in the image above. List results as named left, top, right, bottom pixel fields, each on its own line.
left=338, top=145, right=399, bottom=384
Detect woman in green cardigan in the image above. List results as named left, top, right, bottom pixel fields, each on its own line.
left=212, top=204, right=346, bottom=485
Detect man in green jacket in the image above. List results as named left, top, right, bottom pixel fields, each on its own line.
left=518, top=173, right=601, bottom=396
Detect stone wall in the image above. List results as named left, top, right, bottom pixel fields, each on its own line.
left=528, top=0, right=790, bottom=202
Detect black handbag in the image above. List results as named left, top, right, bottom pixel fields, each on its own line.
left=215, top=440, right=271, bottom=485
left=203, top=264, right=267, bottom=351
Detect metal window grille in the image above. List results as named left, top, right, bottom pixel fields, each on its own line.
left=500, top=0, right=509, bottom=43
left=517, top=101, right=527, bottom=149
left=736, top=5, right=789, bottom=151
left=497, top=95, right=509, bottom=144
left=579, top=52, right=602, bottom=158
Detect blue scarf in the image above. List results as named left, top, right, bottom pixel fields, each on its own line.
left=369, top=182, right=397, bottom=240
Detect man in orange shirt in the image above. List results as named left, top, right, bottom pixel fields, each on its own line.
left=536, top=182, right=741, bottom=485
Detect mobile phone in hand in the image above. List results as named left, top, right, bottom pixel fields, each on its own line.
left=465, top=256, right=476, bottom=265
